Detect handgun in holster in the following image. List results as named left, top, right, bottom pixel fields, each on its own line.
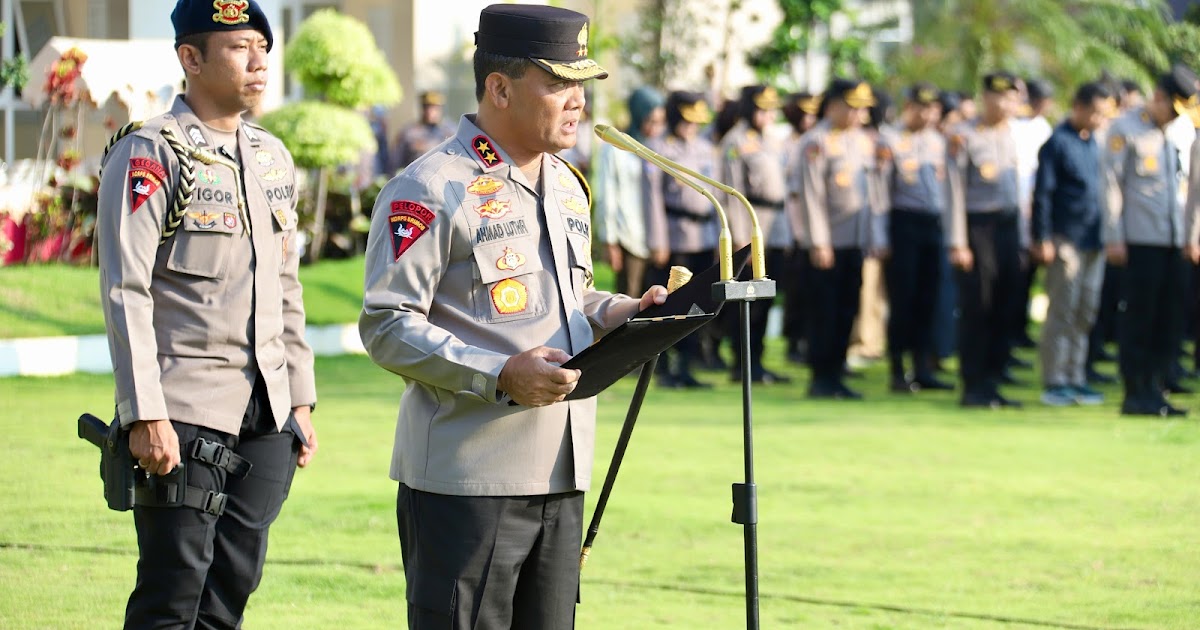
left=76, top=413, right=136, bottom=512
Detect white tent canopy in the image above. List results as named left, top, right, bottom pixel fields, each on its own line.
left=23, top=37, right=182, bottom=119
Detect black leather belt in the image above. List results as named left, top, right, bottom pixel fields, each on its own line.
left=666, top=206, right=715, bottom=223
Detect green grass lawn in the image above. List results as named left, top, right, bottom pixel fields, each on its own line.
left=3, top=349, right=1199, bottom=629
left=0, top=257, right=617, bottom=338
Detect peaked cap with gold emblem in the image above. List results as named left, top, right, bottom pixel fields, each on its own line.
left=982, top=71, right=1019, bottom=94
left=172, top=0, right=273, bottom=52
left=1157, top=63, right=1199, bottom=117
left=825, top=78, right=877, bottom=109
left=475, top=3, right=608, bottom=81
left=666, top=90, right=712, bottom=130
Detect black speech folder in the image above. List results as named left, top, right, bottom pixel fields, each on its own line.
left=565, top=245, right=752, bottom=400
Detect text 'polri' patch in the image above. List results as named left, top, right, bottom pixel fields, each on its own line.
left=129, top=157, right=167, bottom=214
left=389, top=201, right=436, bottom=260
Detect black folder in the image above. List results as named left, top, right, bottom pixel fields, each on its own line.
left=564, top=245, right=752, bottom=400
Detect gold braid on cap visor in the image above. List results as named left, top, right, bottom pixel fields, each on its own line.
left=679, top=101, right=712, bottom=124
left=845, top=83, right=876, bottom=109
left=535, top=58, right=608, bottom=81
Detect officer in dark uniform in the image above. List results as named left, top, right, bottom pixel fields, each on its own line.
left=796, top=79, right=879, bottom=399
left=946, top=72, right=1024, bottom=408
left=720, top=85, right=791, bottom=384
left=96, top=1, right=318, bottom=627
left=878, top=82, right=954, bottom=392
left=1104, top=66, right=1198, bottom=416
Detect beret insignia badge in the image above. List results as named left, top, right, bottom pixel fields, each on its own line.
left=212, top=0, right=250, bottom=26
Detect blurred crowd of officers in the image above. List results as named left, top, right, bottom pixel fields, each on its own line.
left=386, top=64, right=1200, bottom=417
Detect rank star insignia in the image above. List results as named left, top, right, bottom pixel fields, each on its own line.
left=212, top=0, right=250, bottom=25
left=496, top=246, right=527, bottom=271
left=562, top=196, right=589, bottom=215
left=476, top=199, right=512, bottom=220
left=467, top=175, right=505, bottom=196
left=491, top=278, right=529, bottom=315
left=471, top=135, right=503, bottom=167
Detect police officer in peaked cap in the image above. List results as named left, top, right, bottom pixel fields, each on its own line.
left=96, top=0, right=318, bottom=626
left=360, top=4, right=668, bottom=627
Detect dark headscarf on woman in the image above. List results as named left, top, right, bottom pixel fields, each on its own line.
left=625, top=86, right=665, bottom=143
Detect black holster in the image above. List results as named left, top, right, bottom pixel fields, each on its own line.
left=77, top=413, right=136, bottom=512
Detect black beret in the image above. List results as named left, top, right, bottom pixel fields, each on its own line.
left=172, top=0, right=273, bottom=52
left=907, top=82, right=940, bottom=106
left=1158, top=63, right=1199, bottom=115
left=825, top=78, right=876, bottom=109
left=982, top=71, right=1019, bottom=93
left=665, top=91, right=712, bottom=131
left=475, top=4, right=607, bottom=81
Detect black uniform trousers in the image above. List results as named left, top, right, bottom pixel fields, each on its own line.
left=730, top=247, right=790, bottom=378
left=397, top=484, right=584, bottom=630
left=1119, top=245, right=1186, bottom=403
left=782, top=248, right=811, bottom=349
left=885, top=209, right=944, bottom=379
left=125, top=375, right=300, bottom=630
left=646, top=249, right=717, bottom=379
left=956, top=211, right=1022, bottom=396
left=807, top=248, right=864, bottom=384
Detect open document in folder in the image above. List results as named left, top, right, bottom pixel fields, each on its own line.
left=564, top=245, right=752, bottom=400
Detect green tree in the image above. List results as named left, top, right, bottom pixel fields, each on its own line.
left=258, top=9, right=399, bottom=262
left=747, top=0, right=882, bottom=86
left=896, top=0, right=1198, bottom=96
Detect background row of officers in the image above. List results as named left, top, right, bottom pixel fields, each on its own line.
left=391, top=65, right=1200, bottom=417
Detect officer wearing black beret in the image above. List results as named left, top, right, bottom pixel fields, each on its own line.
left=96, top=0, right=318, bottom=627
left=361, top=4, right=667, bottom=628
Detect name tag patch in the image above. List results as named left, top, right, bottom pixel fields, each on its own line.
left=389, top=201, right=436, bottom=260
left=474, top=219, right=529, bottom=245
left=128, top=157, right=167, bottom=214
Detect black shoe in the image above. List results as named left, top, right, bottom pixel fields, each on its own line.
left=675, top=373, right=712, bottom=389
left=836, top=382, right=864, bottom=400
left=961, top=391, right=1002, bottom=409
left=1007, top=356, right=1033, bottom=370
left=1122, top=398, right=1188, bottom=417
left=1013, top=334, right=1037, bottom=349
left=891, top=377, right=917, bottom=393
left=808, top=380, right=843, bottom=399
left=1086, top=367, right=1117, bottom=385
left=758, top=368, right=792, bottom=385
left=992, top=392, right=1024, bottom=409
left=1165, top=381, right=1194, bottom=395
left=912, top=374, right=955, bottom=391
left=999, top=370, right=1025, bottom=386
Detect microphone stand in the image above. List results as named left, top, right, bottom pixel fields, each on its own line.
left=592, top=125, right=775, bottom=630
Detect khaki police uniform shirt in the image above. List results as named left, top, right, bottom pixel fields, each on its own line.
left=796, top=121, right=882, bottom=250
left=1103, top=108, right=1186, bottom=248
left=97, top=96, right=315, bottom=435
left=720, top=122, right=791, bottom=249
left=783, top=132, right=810, bottom=248
left=1185, top=134, right=1200, bottom=246
left=359, top=115, right=639, bottom=496
left=945, top=118, right=1021, bottom=248
left=878, top=126, right=948, bottom=214
left=644, top=134, right=720, bottom=255
left=395, top=121, right=456, bottom=170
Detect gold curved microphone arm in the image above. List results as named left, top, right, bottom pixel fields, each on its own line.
left=594, top=124, right=734, bottom=282
left=596, top=124, right=767, bottom=280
